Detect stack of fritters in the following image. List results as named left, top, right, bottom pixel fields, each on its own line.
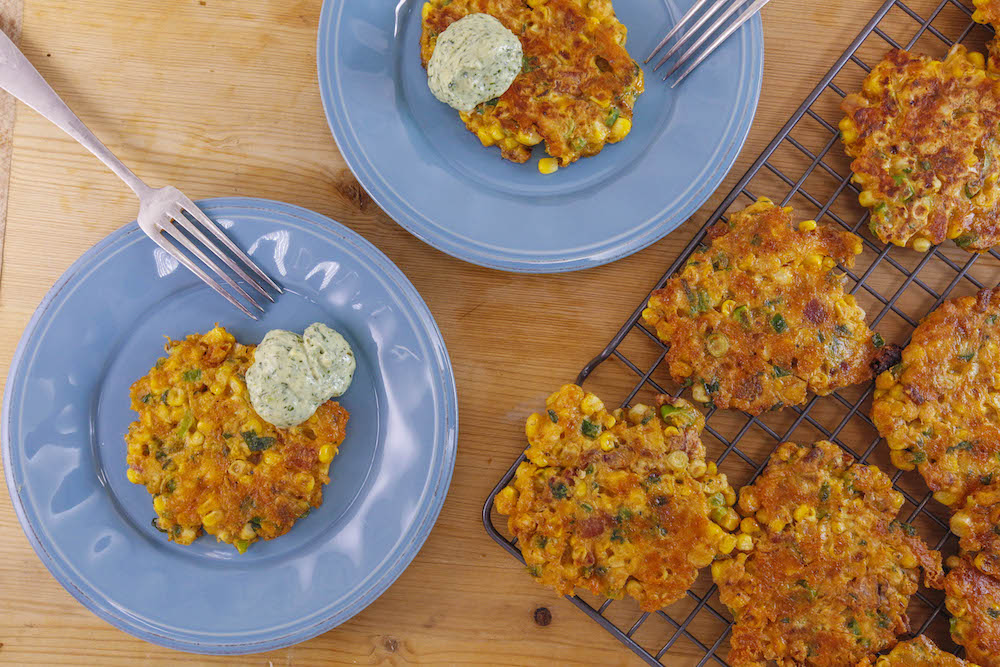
left=872, top=287, right=1000, bottom=662
left=493, top=384, right=737, bottom=611
left=420, top=0, right=644, bottom=167
left=711, top=440, right=943, bottom=666
left=126, top=326, right=349, bottom=553
left=841, top=45, right=1000, bottom=252
left=642, top=198, right=895, bottom=415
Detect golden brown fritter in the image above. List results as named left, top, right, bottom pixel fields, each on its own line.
left=856, top=635, right=976, bottom=666
left=841, top=45, right=1000, bottom=252
left=952, top=482, right=1000, bottom=579
left=872, top=287, right=1000, bottom=507
left=493, top=384, right=738, bottom=611
left=420, top=0, right=644, bottom=167
left=642, top=198, right=895, bottom=415
left=972, top=0, right=1000, bottom=72
left=712, top=440, right=944, bottom=667
left=945, top=556, right=1000, bottom=667
left=125, top=326, right=349, bottom=553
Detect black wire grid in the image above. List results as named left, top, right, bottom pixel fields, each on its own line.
left=483, top=0, right=1000, bottom=664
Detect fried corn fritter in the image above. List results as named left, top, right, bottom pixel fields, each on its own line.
left=972, top=0, right=1000, bottom=72
left=872, top=287, right=1000, bottom=507
left=712, top=440, right=944, bottom=666
left=125, top=326, right=349, bottom=553
left=841, top=45, right=1000, bottom=252
left=945, top=556, right=1000, bottom=667
left=420, top=0, right=644, bottom=168
left=856, top=635, right=977, bottom=666
left=952, top=482, right=1000, bottom=579
left=493, top=385, right=738, bottom=611
left=642, top=198, right=895, bottom=415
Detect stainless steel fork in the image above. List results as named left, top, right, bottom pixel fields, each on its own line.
left=647, top=0, right=773, bottom=87
left=0, top=30, right=281, bottom=318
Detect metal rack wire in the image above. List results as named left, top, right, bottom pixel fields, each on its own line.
left=483, top=0, right=1000, bottom=663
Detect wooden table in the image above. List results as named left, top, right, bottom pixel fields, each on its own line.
left=0, top=0, right=979, bottom=664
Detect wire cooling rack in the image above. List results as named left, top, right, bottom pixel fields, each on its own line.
left=483, top=0, right=1000, bottom=664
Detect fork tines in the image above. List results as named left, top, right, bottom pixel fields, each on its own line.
left=646, top=0, right=772, bottom=87
left=149, top=190, right=282, bottom=320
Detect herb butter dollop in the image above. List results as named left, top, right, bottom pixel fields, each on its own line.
left=427, top=13, right=523, bottom=112
left=246, top=323, right=355, bottom=429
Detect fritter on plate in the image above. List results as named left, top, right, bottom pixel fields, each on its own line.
left=872, top=286, right=1000, bottom=507
left=945, top=556, right=1000, bottom=667
left=642, top=197, right=896, bottom=415
left=712, top=440, right=944, bottom=666
left=952, top=482, right=1000, bottom=579
left=125, top=326, right=349, bottom=552
left=420, top=0, right=644, bottom=168
left=841, top=45, right=1000, bottom=252
left=856, top=635, right=976, bottom=666
left=493, top=384, right=738, bottom=611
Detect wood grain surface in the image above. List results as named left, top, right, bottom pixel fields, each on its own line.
left=0, top=0, right=992, bottom=665
left=0, top=0, right=22, bottom=283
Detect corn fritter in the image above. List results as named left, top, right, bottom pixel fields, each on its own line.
left=871, top=286, right=1000, bottom=507
left=125, top=326, right=349, bottom=553
left=841, top=45, right=1000, bottom=252
left=493, top=384, right=737, bottom=611
left=712, top=440, right=944, bottom=666
left=856, top=635, right=978, bottom=666
left=642, top=198, right=896, bottom=415
left=972, top=0, right=1000, bottom=72
left=945, top=556, right=1000, bottom=667
left=951, top=482, right=1000, bottom=579
left=420, top=0, right=644, bottom=169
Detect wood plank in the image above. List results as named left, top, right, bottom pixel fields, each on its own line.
left=0, top=0, right=23, bottom=284
left=0, top=0, right=983, bottom=664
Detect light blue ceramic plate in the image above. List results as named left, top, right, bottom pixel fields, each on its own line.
left=317, top=0, right=763, bottom=273
left=2, top=198, right=458, bottom=654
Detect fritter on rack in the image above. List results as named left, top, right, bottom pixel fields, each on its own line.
left=493, top=384, right=738, bottom=611
left=841, top=45, right=1000, bottom=252
left=642, top=197, right=896, bottom=415
left=856, top=635, right=977, bottom=666
left=972, top=0, right=1000, bottom=72
left=872, top=286, right=1000, bottom=507
left=125, top=326, right=349, bottom=553
left=712, top=440, right=944, bottom=666
left=952, top=482, right=1000, bottom=579
left=945, top=556, right=1000, bottom=667
left=420, top=0, right=644, bottom=168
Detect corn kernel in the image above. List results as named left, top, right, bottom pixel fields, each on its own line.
left=263, top=450, right=281, bottom=466
left=912, top=237, right=932, bottom=253
left=721, top=300, right=736, bottom=316
left=538, top=158, right=559, bottom=175
left=768, top=518, right=786, bottom=533
left=421, top=2, right=431, bottom=19
left=581, top=393, right=605, bottom=415
left=598, top=432, right=617, bottom=452
left=969, top=51, right=986, bottom=69
left=740, top=517, right=759, bottom=534
left=126, top=468, right=142, bottom=484
left=318, top=444, right=337, bottom=464
left=858, top=189, right=877, bottom=208
left=736, top=534, right=754, bottom=551
left=526, top=413, right=542, bottom=439
left=153, top=495, right=167, bottom=514
left=798, top=219, right=817, bottom=232
left=609, top=116, right=631, bottom=142
left=718, top=534, right=737, bottom=555
left=202, top=510, right=224, bottom=528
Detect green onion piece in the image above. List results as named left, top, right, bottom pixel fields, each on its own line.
left=706, top=333, right=730, bottom=357
left=581, top=419, right=601, bottom=439
left=174, top=411, right=194, bottom=439
left=771, top=313, right=788, bottom=333
left=605, top=107, right=620, bottom=128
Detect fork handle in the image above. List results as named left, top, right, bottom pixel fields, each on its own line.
left=0, top=30, right=150, bottom=197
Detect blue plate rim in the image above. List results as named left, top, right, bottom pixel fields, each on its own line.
left=316, top=0, right=764, bottom=273
left=1, top=196, right=459, bottom=654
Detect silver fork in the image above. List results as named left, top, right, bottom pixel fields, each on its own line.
left=647, top=0, right=773, bottom=87
left=0, top=30, right=281, bottom=318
